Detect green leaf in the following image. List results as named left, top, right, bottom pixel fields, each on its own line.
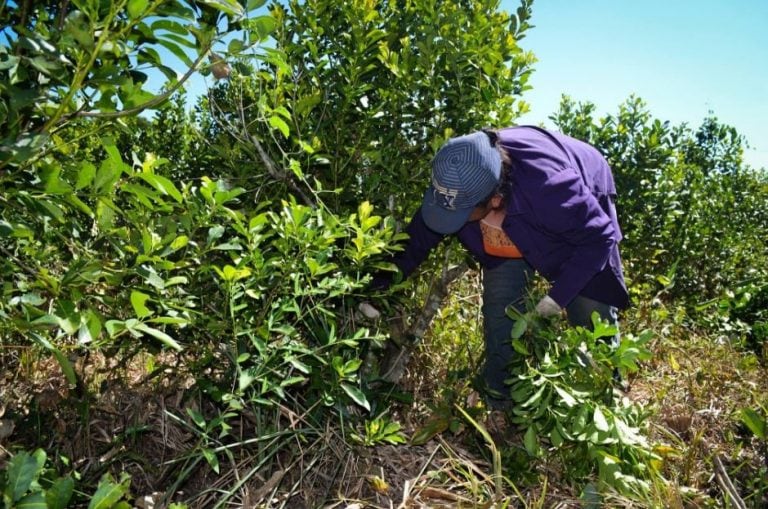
left=521, top=384, right=546, bottom=408
left=554, top=385, right=577, bottom=407
left=5, top=451, right=39, bottom=502
left=511, top=337, right=529, bottom=355
left=46, top=476, right=75, bottom=509
left=593, top=406, right=609, bottom=432
left=0, top=53, right=20, bottom=70
left=247, top=0, right=267, bottom=10
left=105, top=320, right=126, bottom=337
left=510, top=318, right=528, bottom=339
left=269, top=115, right=290, bottom=137
left=87, top=474, right=129, bottom=509
left=739, top=408, right=767, bottom=439
left=155, top=39, right=193, bottom=67
left=294, top=93, right=322, bottom=115
left=249, top=15, right=277, bottom=41
left=590, top=312, right=618, bottom=339
left=139, top=173, right=183, bottom=203
left=198, top=0, right=245, bottom=18
left=150, top=20, right=189, bottom=35
left=137, top=265, right=165, bottom=289
left=126, top=0, right=149, bottom=19
left=238, top=368, right=256, bottom=392
left=169, top=235, right=189, bottom=250
left=20, top=293, right=45, bottom=306
left=280, top=376, right=305, bottom=388
left=16, top=492, right=47, bottom=509
left=341, top=383, right=370, bottom=411
left=64, top=193, right=93, bottom=216
left=156, top=32, right=197, bottom=49
left=228, top=39, right=245, bottom=54
left=207, top=225, right=225, bottom=244
left=41, top=166, right=72, bottom=194
left=289, top=358, right=311, bottom=374
left=93, top=159, right=122, bottom=195
left=134, top=323, right=182, bottom=351
left=550, top=426, right=564, bottom=448
left=130, top=290, right=152, bottom=318
left=187, top=408, right=206, bottom=429
left=148, top=316, right=189, bottom=325
left=202, top=448, right=220, bottom=474
left=523, top=426, right=539, bottom=456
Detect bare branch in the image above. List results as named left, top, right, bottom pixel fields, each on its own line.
left=713, top=454, right=747, bottom=509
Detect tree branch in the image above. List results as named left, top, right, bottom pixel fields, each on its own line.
left=380, top=252, right=469, bottom=383
left=206, top=84, right=316, bottom=207
left=58, top=46, right=212, bottom=124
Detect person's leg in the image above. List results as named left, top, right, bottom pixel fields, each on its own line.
left=565, top=295, right=619, bottom=347
left=566, top=294, right=626, bottom=391
left=481, top=259, right=534, bottom=408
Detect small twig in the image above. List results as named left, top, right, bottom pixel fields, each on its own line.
left=397, top=442, right=442, bottom=509
left=205, top=89, right=315, bottom=207
left=713, top=454, right=747, bottom=509
left=0, top=245, right=38, bottom=278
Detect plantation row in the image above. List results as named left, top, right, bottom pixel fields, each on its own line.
left=1, top=0, right=766, bottom=507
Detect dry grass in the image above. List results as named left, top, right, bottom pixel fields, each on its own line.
left=1, top=299, right=766, bottom=508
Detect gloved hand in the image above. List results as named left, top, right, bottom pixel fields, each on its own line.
left=358, top=301, right=382, bottom=319
left=535, top=295, right=561, bottom=318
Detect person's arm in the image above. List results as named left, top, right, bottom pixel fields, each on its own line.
left=370, top=207, right=445, bottom=289
left=534, top=166, right=617, bottom=308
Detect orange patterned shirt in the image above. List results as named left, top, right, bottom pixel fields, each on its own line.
left=480, top=220, right=523, bottom=258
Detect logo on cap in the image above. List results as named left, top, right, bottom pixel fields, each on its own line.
left=432, top=177, right=459, bottom=210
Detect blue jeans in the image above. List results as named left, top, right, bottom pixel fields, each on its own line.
left=481, top=259, right=619, bottom=406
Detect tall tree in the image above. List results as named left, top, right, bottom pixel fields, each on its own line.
left=202, top=0, right=536, bottom=213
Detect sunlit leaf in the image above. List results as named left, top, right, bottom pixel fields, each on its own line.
left=87, top=473, right=130, bottom=509
left=126, top=0, right=148, bottom=19
left=341, top=383, right=370, bottom=411
left=739, top=408, right=767, bottom=439
left=130, top=290, right=152, bottom=318
left=134, top=323, right=182, bottom=351
left=593, top=406, right=609, bottom=432
left=198, top=0, right=245, bottom=18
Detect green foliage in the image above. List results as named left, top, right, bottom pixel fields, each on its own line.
left=0, top=0, right=258, bottom=169
left=739, top=406, right=767, bottom=441
left=350, top=414, right=407, bottom=446
left=87, top=472, right=132, bottom=509
left=5, top=0, right=764, bottom=504
left=504, top=309, right=660, bottom=498
left=1, top=0, right=545, bottom=502
left=200, top=199, right=404, bottom=414
left=0, top=448, right=135, bottom=509
left=203, top=0, right=536, bottom=213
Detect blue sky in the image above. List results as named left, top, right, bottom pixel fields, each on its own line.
left=507, top=0, right=768, bottom=169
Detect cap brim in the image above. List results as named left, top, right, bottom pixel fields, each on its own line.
left=420, top=186, right=474, bottom=235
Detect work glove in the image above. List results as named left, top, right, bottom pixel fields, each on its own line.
left=535, top=295, right=561, bottom=318
left=358, top=301, right=382, bottom=320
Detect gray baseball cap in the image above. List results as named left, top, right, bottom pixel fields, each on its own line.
left=421, top=131, right=502, bottom=234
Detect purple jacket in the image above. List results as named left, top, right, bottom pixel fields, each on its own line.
left=389, top=126, right=630, bottom=309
